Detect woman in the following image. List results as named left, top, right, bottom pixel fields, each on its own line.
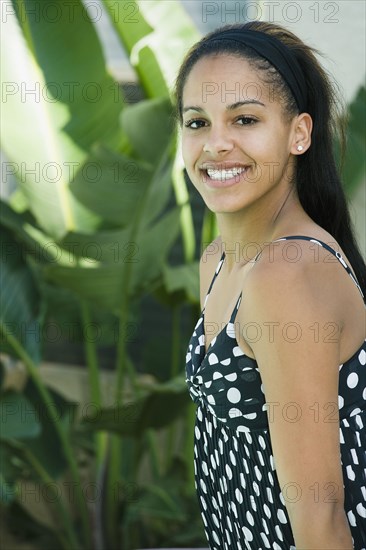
left=178, top=21, right=366, bottom=549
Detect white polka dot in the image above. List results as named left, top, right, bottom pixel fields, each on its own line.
left=200, top=495, right=207, bottom=510
left=358, top=348, right=366, bottom=365
left=200, top=479, right=207, bottom=493
left=262, top=517, right=269, bottom=535
left=277, top=509, right=287, bottom=524
left=227, top=387, right=241, bottom=403
left=212, top=531, right=220, bottom=544
left=220, top=357, right=231, bottom=365
left=260, top=532, right=271, bottom=548
left=254, top=466, right=262, bottom=481
left=230, top=450, right=237, bottom=466
left=227, top=514, right=232, bottom=532
left=212, top=512, right=220, bottom=528
left=240, top=473, right=246, bottom=489
left=263, top=503, right=271, bottom=518
left=213, top=371, right=223, bottom=379
left=347, top=510, right=356, bottom=527
left=233, top=345, right=245, bottom=356
left=347, top=372, right=359, bottom=389
left=273, top=543, right=282, bottom=550
left=225, top=464, right=233, bottom=480
left=231, top=501, right=238, bottom=518
left=208, top=352, right=219, bottom=365
left=235, top=488, right=243, bottom=504
left=195, top=426, right=201, bottom=439
left=356, top=502, right=366, bottom=518
left=210, top=454, right=216, bottom=469
left=202, top=461, right=208, bottom=475
left=225, top=372, right=237, bottom=381
left=246, top=510, right=254, bottom=526
left=228, top=407, right=241, bottom=418
left=338, top=395, right=344, bottom=408
left=346, top=464, right=355, bottom=481
left=236, top=425, right=250, bottom=433
left=275, top=524, right=284, bottom=541
left=242, top=526, right=253, bottom=541
left=244, top=412, right=257, bottom=420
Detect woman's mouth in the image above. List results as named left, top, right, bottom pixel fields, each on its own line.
left=201, top=165, right=248, bottom=187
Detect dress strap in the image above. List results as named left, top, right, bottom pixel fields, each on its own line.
left=274, top=235, right=365, bottom=302
left=203, top=251, right=226, bottom=309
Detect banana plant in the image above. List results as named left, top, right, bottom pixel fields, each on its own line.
left=0, top=1, right=203, bottom=549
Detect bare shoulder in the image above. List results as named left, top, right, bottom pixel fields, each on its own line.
left=199, top=235, right=223, bottom=309
left=245, top=235, right=360, bottom=320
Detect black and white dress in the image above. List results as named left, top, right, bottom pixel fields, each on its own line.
left=185, top=236, right=366, bottom=549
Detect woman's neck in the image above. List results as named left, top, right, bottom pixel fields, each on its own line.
left=215, top=191, right=309, bottom=273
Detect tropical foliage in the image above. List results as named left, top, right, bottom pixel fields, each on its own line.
left=0, top=1, right=208, bottom=548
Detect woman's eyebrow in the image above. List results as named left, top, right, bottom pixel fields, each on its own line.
left=182, top=99, right=265, bottom=114
left=227, top=100, right=265, bottom=110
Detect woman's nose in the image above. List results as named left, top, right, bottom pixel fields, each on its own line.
left=203, top=125, right=235, bottom=155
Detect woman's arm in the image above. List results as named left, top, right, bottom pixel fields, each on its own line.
left=240, top=242, right=354, bottom=549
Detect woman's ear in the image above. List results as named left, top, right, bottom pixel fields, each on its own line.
left=291, top=112, right=313, bottom=155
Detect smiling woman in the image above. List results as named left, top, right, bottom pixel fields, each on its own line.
left=175, top=21, right=366, bottom=550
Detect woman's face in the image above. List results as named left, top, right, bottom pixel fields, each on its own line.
left=181, top=54, right=298, bottom=215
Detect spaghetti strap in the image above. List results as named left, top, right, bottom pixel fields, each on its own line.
left=202, top=251, right=226, bottom=309
left=274, top=235, right=365, bottom=302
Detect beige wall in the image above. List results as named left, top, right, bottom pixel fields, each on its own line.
left=256, top=0, right=365, bottom=254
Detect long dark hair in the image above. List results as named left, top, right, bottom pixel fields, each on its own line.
left=175, top=21, right=366, bottom=297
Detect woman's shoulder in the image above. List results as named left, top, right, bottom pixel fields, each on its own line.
left=245, top=229, right=356, bottom=309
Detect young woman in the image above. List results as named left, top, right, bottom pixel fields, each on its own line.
left=178, top=21, right=366, bottom=549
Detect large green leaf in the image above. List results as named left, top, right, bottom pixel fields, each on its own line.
left=102, top=0, right=200, bottom=98
left=69, top=146, right=153, bottom=228
left=162, top=262, right=200, bottom=304
left=341, top=86, right=366, bottom=196
left=0, top=227, right=43, bottom=363
left=80, top=375, right=190, bottom=436
left=1, top=0, right=124, bottom=239
left=121, top=97, right=175, bottom=165
left=21, top=379, right=78, bottom=478
left=0, top=391, right=41, bottom=440
left=31, top=206, right=181, bottom=313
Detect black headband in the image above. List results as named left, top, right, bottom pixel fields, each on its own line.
left=205, top=29, right=307, bottom=113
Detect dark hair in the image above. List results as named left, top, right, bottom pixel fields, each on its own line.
left=175, top=21, right=366, bottom=297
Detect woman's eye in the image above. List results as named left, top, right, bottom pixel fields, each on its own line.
left=183, top=119, right=206, bottom=129
left=236, top=116, right=257, bottom=125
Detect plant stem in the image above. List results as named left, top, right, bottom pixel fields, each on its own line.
left=15, top=442, right=80, bottom=550
left=0, top=325, right=91, bottom=549
left=79, top=299, right=106, bottom=467
left=172, top=147, right=196, bottom=262
left=165, top=304, right=181, bottom=471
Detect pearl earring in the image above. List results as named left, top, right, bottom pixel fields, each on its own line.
left=297, top=145, right=304, bottom=152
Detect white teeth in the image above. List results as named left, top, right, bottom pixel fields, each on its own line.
left=206, top=167, right=246, bottom=181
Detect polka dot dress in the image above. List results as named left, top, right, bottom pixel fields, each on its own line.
left=185, top=236, right=366, bottom=549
